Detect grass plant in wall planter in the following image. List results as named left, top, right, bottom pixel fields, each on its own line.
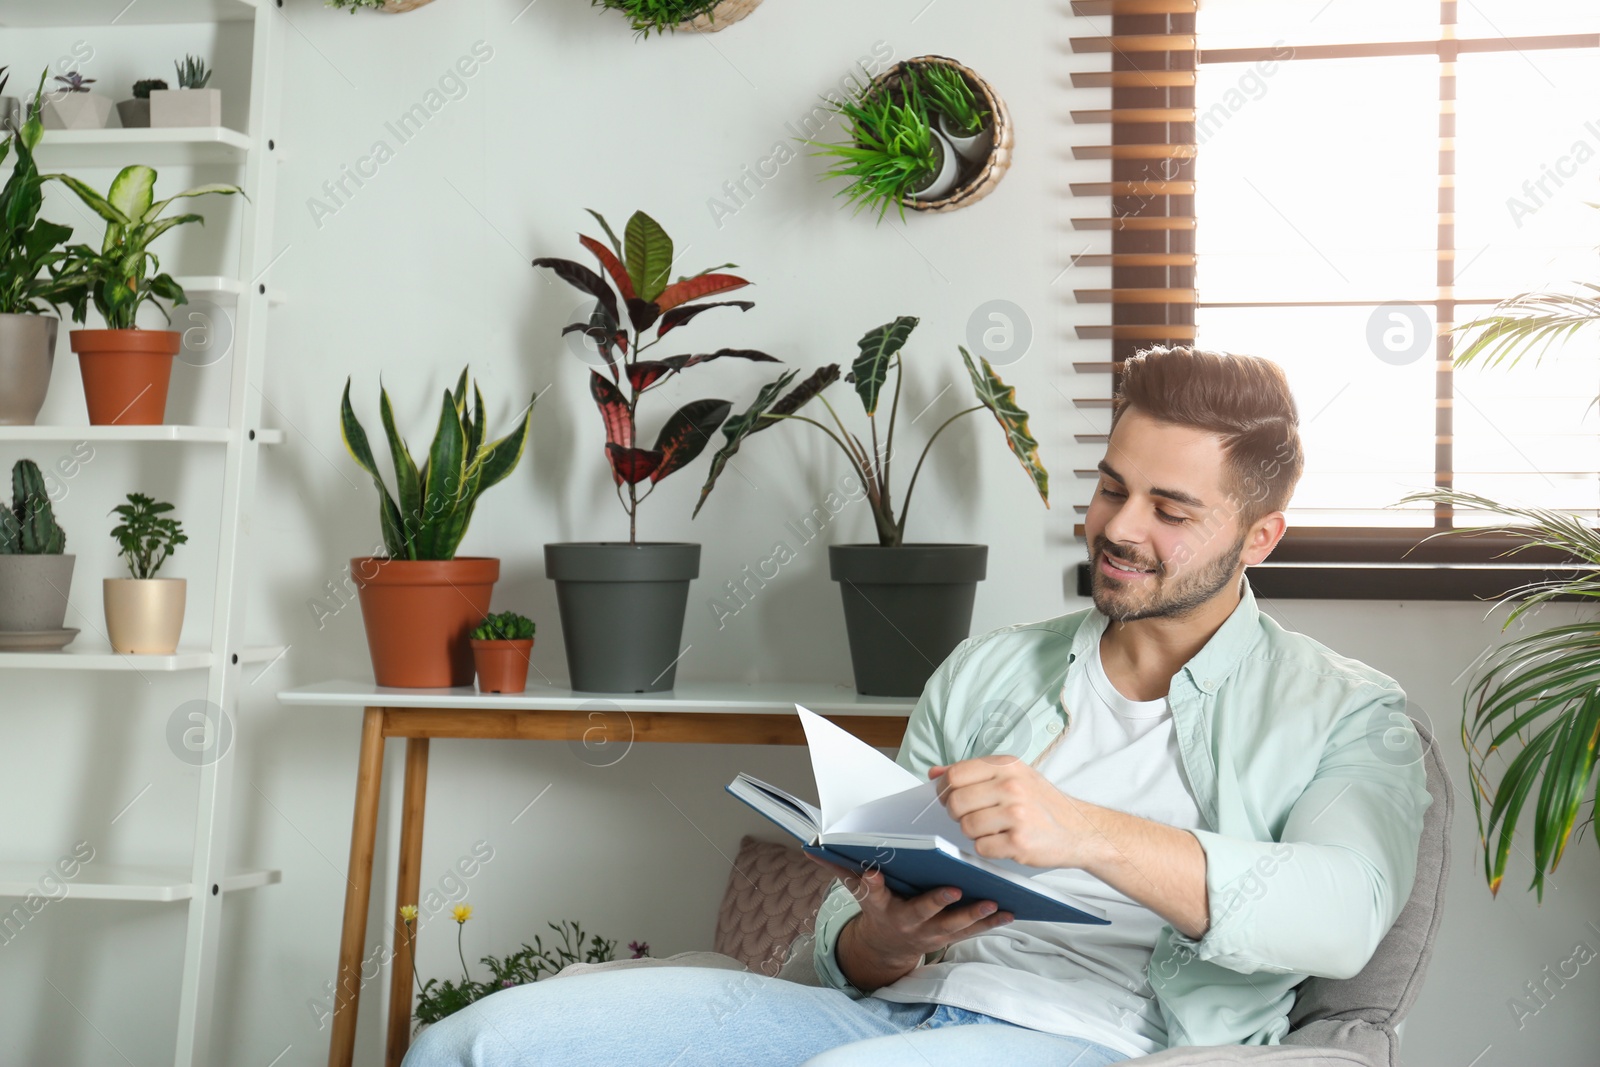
left=696, top=316, right=1049, bottom=697
left=341, top=367, right=536, bottom=688
left=1, top=74, right=80, bottom=426
left=0, top=459, right=76, bottom=650
left=470, top=611, right=536, bottom=694
left=325, top=0, right=439, bottom=12
left=532, top=208, right=779, bottom=692
left=105, top=492, right=187, bottom=654
left=590, top=0, right=763, bottom=36
left=45, top=164, right=243, bottom=425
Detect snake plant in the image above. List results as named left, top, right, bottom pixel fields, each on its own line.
left=695, top=316, right=1049, bottom=546
left=0, top=459, right=67, bottom=555
left=341, top=367, right=536, bottom=561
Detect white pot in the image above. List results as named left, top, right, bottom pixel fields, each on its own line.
left=149, top=88, right=221, bottom=128
left=104, top=577, right=186, bottom=654
left=908, top=128, right=961, bottom=203
left=939, top=110, right=993, bottom=164
left=41, top=93, right=120, bottom=130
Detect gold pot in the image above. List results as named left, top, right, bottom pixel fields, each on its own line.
left=104, top=578, right=186, bottom=654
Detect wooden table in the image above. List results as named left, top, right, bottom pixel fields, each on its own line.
left=277, top=680, right=915, bottom=1067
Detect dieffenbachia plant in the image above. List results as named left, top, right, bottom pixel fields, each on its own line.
left=532, top=208, right=779, bottom=544
left=341, top=367, right=536, bottom=561
left=0, top=71, right=78, bottom=316
left=694, top=315, right=1049, bottom=546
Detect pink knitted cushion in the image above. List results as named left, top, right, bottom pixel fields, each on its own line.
left=713, top=835, right=836, bottom=976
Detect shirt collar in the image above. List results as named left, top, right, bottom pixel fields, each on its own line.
left=1070, top=572, right=1261, bottom=691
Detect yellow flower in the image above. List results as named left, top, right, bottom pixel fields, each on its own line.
left=399, top=905, right=418, bottom=923
left=452, top=904, right=473, bottom=924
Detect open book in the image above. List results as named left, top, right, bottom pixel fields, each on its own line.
left=725, top=705, right=1109, bottom=924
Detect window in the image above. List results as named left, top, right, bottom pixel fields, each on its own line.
left=1069, top=1, right=1600, bottom=598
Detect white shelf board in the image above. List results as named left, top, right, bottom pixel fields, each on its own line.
left=29, top=127, right=250, bottom=168
left=0, top=0, right=256, bottom=27
left=0, top=425, right=284, bottom=444
left=279, top=679, right=918, bottom=716
left=0, top=643, right=286, bottom=672
left=0, top=864, right=279, bottom=903
left=173, top=275, right=286, bottom=307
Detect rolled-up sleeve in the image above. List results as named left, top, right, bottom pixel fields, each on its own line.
left=810, top=638, right=970, bottom=995
left=1169, top=685, right=1433, bottom=980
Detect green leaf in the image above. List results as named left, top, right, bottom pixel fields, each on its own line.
left=417, top=390, right=468, bottom=560
left=469, top=394, right=535, bottom=493
left=340, top=378, right=407, bottom=557
left=585, top=208, right=624, bottom=259
left=145, top=181, right=245, bottom=222
left=851, top=316, right=918, bottom=415
left=624, top=210, right=673, bottom=303
left=692, top=371, right=799, bottom=517
left=42, top=172, right=131, bottom=226
left=378, top=384, right=423, bottom=536
left=107, top=165, right=157, bottom=224
left=960, top=346, right=1049, bottom=507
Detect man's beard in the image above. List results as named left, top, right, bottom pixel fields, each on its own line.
left=1089, top=531, right=1246, bottom=623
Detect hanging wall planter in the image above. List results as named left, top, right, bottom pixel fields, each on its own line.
left=593, top=0, right=762, bottom=37
left=324, top=0, right=437, bottom=11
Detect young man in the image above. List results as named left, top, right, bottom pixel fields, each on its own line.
left=403, top=347, right=1432, bottom=1067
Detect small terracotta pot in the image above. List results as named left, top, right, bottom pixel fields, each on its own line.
left=70, top=329, right=180, bottom=425
left=351, top=557, right=499, bottom=688
left=471, top=638, right=534, bottom=694
left=104, top=577, right=186, bottom=654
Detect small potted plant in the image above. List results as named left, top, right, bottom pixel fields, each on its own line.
left=43, top=164, right=244, bottom=425
left=590, top=0, right=762, bottom=36
left=116, top=79, right=167, bottom=129
left=150, top=56, right=219, bottom=128
left=469, top=611, right=536, bottom=694
left=1, top=73, right=79, bottom=426
left=696, top=316, right=1049, bottom=696
left=341, top=367, right=536, bottom=688
left=917, top=64, right=992, bottom=163
left=805, top=72, right=958, bottom=223
left=0, top=459, right=75, bottom=645
left=532, top=208, right=780, bottom=692
left=41, top=71, right=119, bottom=130
left=105, top=492, right=188, bottom=654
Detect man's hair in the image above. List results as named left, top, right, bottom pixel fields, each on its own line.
left=1110, top=346, right=1305, bottom=530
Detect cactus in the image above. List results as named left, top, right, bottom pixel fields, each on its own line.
left=174, top=55, right=211, bottom=89
left=471, top=612, right=536, bottom=641
left=133, top=78, right=168, bottom=99
left=0, top=460, right=66, bottom=555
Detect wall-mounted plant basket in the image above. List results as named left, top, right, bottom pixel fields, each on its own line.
left=871, top=55, right=1013, bottom=215
left=678, top=0, right=762, bottom=32
left=593, top=0, right=762, bottom=36
left=382, top=0, right=436, bottom=11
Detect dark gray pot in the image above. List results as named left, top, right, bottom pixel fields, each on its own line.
left=116, top=98, right=151, bottom=128
left=829, top=543, right=987, bottom=697
left=544, top=542, right=700, bottom=693
left=0, top=554, right=75, bottom=631
left=0, top=313, right=59, bottom=425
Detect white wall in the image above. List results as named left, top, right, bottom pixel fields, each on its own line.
left=2, top=1, right=1597, bottom=1064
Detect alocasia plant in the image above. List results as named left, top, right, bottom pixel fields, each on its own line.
left=532, top=208, right=779, bottom=544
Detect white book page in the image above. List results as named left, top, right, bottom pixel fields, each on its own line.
left=826, top=779, right=1039, bottom=877
left=796, top=704, right=922, bottom=829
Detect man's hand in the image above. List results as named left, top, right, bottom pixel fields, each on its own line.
left=930, top=755, right=1108, bottom=870
left=803, top=853, right=1013, bottom=994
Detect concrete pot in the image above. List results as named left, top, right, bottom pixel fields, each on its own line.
left=544, top=542, right=699, bottom=693
left=351, top=557, right=499, bottom=688
left=0, top=555, right=75, bottom=632
left=0, top=313, right=59, bottom=425
left=41, top=93, right=120, bottom=130
left=149, top=88, right=220, bottom=128
left=829, top=544, right=987, bottom=697
left=104, top=577, right=185, bottom=654
left=70, top=328, right=180, bottom=425
left=116, top=98, right=151, bottom=127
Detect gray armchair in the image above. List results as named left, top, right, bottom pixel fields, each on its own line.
left=555, top=717, right=1451, bottom=1066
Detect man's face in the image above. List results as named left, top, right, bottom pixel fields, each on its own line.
left=1084, top=409, right=1257, bottom=622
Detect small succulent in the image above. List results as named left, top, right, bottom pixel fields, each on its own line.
left=133, top=78, right=169, bottom=99
left=109, top=492, right=186, bottom=580
left=174, top=55, right=211, bottom=90
left=0, top=460, right=67, bottom=556
left=53, top=72, right=94, bottom=93
left=471, top=611, right=536, bottom=641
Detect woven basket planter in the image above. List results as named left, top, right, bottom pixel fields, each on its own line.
left=678, top=0, right=763, bottom=32
left=865, top=55, right=1014, bottom=214
left=381, top=0, right=435, bottom=11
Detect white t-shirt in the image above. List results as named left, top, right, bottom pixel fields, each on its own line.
left=869, top=639, right=1208, bottom=1058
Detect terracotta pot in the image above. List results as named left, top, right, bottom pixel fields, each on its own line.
left=104, top=577, right=186, bottom=654
left=471, top=638, right=534, bottom=694
left=70, top=329, right=180, bottom=425
left=351, top=557, right=498, bottom=688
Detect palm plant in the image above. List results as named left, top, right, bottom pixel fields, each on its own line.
left=695, top=316, right=1049, bottom=545
left=806, top=77, right=943, bottom=224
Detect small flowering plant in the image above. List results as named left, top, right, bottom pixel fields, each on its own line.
left=401, top=905, right=648, bottom=1029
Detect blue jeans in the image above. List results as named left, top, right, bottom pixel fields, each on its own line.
left=401, top=964, right=1131, bottom=1066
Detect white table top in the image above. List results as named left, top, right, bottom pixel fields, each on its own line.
left=277, top=679, right=918, bottom=716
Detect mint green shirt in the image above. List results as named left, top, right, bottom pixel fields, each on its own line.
left=811, top=575, right=1433, bottom=1049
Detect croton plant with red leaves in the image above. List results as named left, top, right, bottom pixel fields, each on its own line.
left=533, top=208, right=782, bottom=543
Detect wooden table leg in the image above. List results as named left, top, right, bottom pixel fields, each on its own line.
left=329, top=707, right=386, bottom=1067
left=386, top=738, right=430, bottom=1067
